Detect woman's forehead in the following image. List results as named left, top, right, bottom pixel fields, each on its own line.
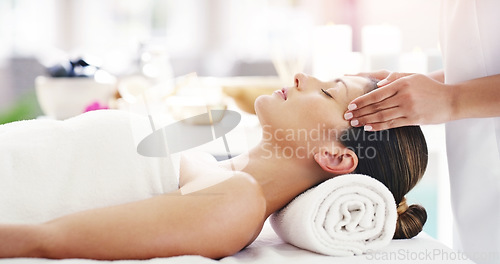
left=338, top=76, right=376, bottom=93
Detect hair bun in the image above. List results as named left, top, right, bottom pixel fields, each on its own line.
left=393, top=203, right=427, bottom=239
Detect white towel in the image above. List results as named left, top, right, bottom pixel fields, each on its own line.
left=270, top=174, right=397, bottom=257
left=0, top=110, right=179, bottom=224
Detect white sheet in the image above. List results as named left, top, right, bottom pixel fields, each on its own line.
left=0, top=220, right=475, bottom=264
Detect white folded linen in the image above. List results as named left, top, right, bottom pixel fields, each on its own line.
left=0, top=110, right=179, bottom=224
left=270, top=173, right=397, bottom=257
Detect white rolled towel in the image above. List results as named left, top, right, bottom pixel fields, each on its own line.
left=270, top=174, right=397, bottom=256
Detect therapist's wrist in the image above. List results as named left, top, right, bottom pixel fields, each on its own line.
left=447, top=83, right=462, bottom=122
left=427, top=70, right=444, bottom=83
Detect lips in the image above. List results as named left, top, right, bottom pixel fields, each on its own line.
left=282, top=88, right=288, bottom=100
left=273, top=88, right=288, bottom=100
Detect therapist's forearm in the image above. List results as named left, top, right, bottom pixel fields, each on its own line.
left=451, top=74, right=500, bottom=120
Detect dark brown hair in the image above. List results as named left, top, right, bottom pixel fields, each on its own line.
left=340, top=126, right=428, bottom=239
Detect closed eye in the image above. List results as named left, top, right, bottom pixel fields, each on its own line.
left=321, top=89, right=333, bottom=98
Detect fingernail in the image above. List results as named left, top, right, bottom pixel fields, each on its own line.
left=350, top=119, right=359, bottom=126
left=347, top=104, right=357, bottom=111
left=377, top=79, right=388, bottom=87
left=364, top=125, right=373, bottom=131
left=344, top=112, right=353, bottom=120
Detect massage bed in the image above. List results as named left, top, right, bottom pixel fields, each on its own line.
left=0, top=110, right=475, bottom=264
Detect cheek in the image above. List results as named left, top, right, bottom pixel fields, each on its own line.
left=294, top=102, right=332, bottom=129
left=313, top=105, right=350, bottom=132
left=329, top=105, right=350, bottom=127
left=331, top=117, right=350, bottom=131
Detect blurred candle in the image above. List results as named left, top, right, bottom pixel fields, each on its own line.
left=362, top=25, right=402, bottom=71
left=312, top=24, right=354, bottom=80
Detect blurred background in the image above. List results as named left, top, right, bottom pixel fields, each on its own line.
left=0, top=0, right=451, bottom=247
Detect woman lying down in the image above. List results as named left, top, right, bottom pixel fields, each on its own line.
left=0, top=73, right=428, bottom=260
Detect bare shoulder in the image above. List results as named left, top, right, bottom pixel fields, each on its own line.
left=226, top=172, right=267, bottom=246
left=177, top=151, right=266, bottom=256
left=183, top=172, right=266, bottom=258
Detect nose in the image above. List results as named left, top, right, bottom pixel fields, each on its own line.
left=293, top=73, right=308, bottom=91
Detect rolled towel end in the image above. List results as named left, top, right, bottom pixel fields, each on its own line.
left=270, top=174, right=397, bottom=257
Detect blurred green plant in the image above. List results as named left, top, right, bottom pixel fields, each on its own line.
left=0, top=91, right=43, bottom=125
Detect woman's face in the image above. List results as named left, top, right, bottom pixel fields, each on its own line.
left=255, top=73, right=375, bottom=143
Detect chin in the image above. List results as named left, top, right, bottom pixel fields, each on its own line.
left=253, top=95, right=273, bottom=125
left=253, top=95, right=267, bottom=116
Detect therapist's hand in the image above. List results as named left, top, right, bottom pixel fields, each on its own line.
left=344, top=72, right=454, bottom=131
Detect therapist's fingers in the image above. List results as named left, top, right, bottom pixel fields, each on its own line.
left=377, top=72, right=414, bottom=87
left=345, top=73, right=452, bottom=131
left=346, top=83, right=398, bottom=112
left=347, top=106, right=405, bottom=129
left=346, top=98, right=399, bottom=123
left=346, top=72, right=416, bottom=114
left=363, top=117, right=411, bottom=132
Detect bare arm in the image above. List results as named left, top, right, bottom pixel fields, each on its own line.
left=0, top=173, right=266, bottom=260
left=344, top=72, right=500, bottom=131
left=452, top=74, right=500, bottom=120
